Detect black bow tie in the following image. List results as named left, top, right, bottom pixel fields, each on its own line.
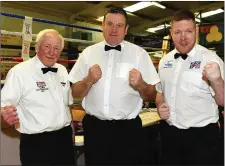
left=41, top=67, right=58, bottom=74
left=174, top=53, right=188, bottom=60
left=105, top=45, right=121, bottom=51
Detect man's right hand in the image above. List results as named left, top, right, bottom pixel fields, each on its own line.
left=1, top=105, right=19, bottom=125
left=157, top=103, right=170, bottom=120
left=86, top=64, right=102, bottom=85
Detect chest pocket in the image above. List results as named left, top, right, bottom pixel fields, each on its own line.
left=180, top=71, right=210, bottom=96
left=116, top=63, right=134, bottom=82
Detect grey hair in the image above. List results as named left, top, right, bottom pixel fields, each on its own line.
left=35, top=29, right=64, bottom=51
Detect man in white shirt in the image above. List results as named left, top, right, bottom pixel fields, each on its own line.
left=156, top=10, right=224, bottom=165
left=69, top=7, right=160, bottom=165
left=1, top=29, right=75, bottom=165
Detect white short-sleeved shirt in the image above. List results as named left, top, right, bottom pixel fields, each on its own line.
left=158, top=44, right=224, bottom=129
left=69, top=40, right=160, bottom=120
left=1, top=56, right=72, bottom=134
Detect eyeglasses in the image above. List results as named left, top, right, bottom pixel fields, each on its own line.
left=172, top=29, right=195, bottom=36
left=105, top=22, right=126, bottom=29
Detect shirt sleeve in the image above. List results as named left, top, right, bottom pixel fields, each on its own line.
left=68, top=52, right=87, bottom=84
left=216, top=55, right=224, bottom=80
left=1, top=68, right=23, bottom=107
left=138, top=49, right=160, bottom=85
left=206, top=52, right=224, bottom=96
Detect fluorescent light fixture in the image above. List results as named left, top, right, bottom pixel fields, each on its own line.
left=96, top=2, right=166, bottom=22
left=202, top=8, right=224, bottom=18
left=124, top=2, right=152, bottom=12
left=126, top=12, right=136, bottom=17
left=146, top=24, right=170, bottom=33
left=195, top=18, right=201, bottom=23
left=196, top=9, right=224, bottom=19
left=96, top=16, right=104, bottom=22
left=124, top=1, right=165, bottom=12
left=151, top=2, right=166, bottom=9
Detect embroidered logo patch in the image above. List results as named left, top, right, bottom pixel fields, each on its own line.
left=189, top=61, right=201, bottom=69
left=61, top=82, right=66, bottom=86
left=36, top=82, right=48, bottom=92
left=163, top=60, right=173, bottom=68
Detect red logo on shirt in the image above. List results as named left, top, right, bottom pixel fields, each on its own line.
left=36, top=82, right=48, bottom=92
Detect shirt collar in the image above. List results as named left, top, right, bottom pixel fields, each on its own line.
left=187, top=44, right=197, bottom=58
left=103, top=40, right=125, bottom=50
left=174, top=44, right=197, bottom=58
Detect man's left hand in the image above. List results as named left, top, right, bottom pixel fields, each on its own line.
left=203, top=62, right=222, bottom=83
left=129, top=68, right=143, bottom=91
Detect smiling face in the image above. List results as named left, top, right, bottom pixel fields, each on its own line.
left=102, top=13, right=129, bottom=46
left=35, top=32, right=62, bottom=67
left=171, top=19, right=197, bottom=54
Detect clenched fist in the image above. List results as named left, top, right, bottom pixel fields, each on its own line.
left=157, top=103, right=170, bottom=120
left=86, top=64, right=102, bottom=85
left=1, top=105, right=19, bottom=125
left=203, top=62, right=222, bottom=83
left=129, top=68, right=144, bottom=91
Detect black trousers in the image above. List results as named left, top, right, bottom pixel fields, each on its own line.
left=82, top=114, right=143, bottom=165
left=160, top=121, right=221, bottom=165
left=218, top=106, right=224, bottom=165
left=20, top=126, right=75, bottom=166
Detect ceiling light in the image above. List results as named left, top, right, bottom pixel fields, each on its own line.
left=124, top=2, right=152, bottom=12
left=96, top=16, right=104, bottom=22
left=96, top=2, right=166, bottom=22
left=195, top=18, right=201, bottom=23
left=124, top=1, right=165, bottom=13
left=150, top=2, right=166, bottom=9
left=146, top=24, right=170, bottom=33
left=196, top=8, right=224, bottom=18
left=202, top=8, right=223, bottom=18
left=126, top=12, right=136, bottom=17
